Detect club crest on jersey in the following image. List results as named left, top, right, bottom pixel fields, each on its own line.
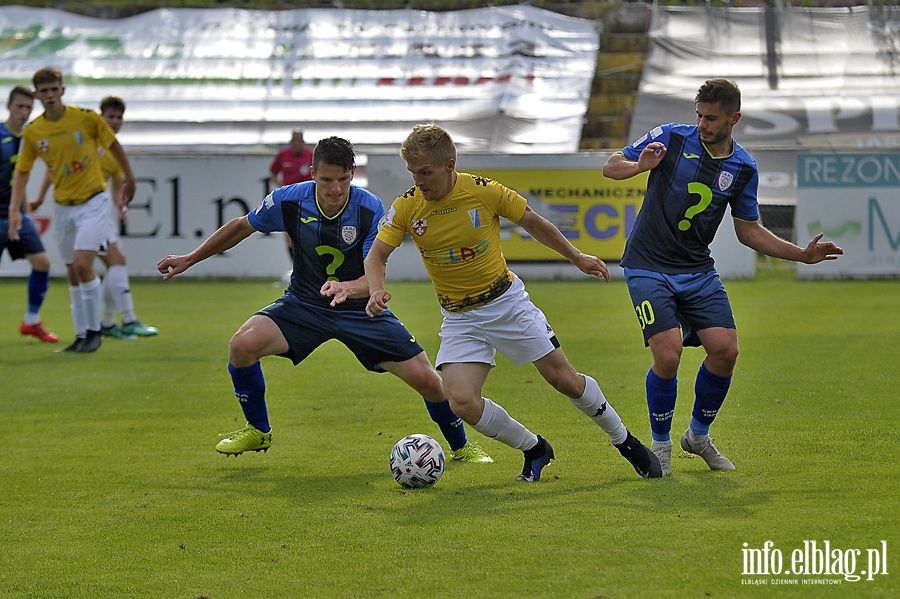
left=468, top=209, right=481, bottom=228
left=413, top=218, right=428, bottom=236
left=342, top=226, right=358, bottom=244
left=38, top=139, right=49, bottom=153
left=717, top=170, right=734, bottom=191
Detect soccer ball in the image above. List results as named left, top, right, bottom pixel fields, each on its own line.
left=389, top=434, right=445, bottom=488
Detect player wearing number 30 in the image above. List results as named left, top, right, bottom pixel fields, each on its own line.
left=603, top=79, right=843, bottom=475
left=156, top=136, right=491, bottom=463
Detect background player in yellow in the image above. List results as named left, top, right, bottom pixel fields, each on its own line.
left=362, top=124, right=661, bottom=481
left=31, top=96, right=158, bottom=340
left=8, top=67, right=136, bottom=352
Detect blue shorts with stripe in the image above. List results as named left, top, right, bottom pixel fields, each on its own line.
left=258, top=292, right=425, bottom=372
left=623, top=267, right=735, bottom=347
left=0, top=214, right=46, bottom=263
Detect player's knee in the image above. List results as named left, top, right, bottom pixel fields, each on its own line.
left=28, top=252, right=50, bottom=271
left=709, top=344, right=739, bottom=371
left=229, top=330, right=259, bottom=366
left=417, top=373, right=445, bottom=403
left=447, top=395, right=481, bottom=425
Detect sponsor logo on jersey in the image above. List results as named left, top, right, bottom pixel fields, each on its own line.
left=718, top=170, right=734, bottom=191
left=430, top=207, right=457, bottom=216
left=384, top=205, right=396, bottom=227
left=630, top=133, right=648, bottom=148
left=683, top=152, right=700, bottom=160
left=413, top=218, right=428, bottom=236
left=255, top=193, right=274, bottom=213
left=341, top=226, right=357, bottom=244
left=301, top=216, right=317, bottom=223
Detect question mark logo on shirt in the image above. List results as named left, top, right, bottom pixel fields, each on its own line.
left=316, top=245, right=345, bottom=281
left=679, top=182, right=712, bottom=231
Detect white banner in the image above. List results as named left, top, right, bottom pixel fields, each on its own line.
left=796, top=153, right=900, bottom=278
left=632, top=5, right=900, bottom=152
left=0, top=5, right=598, bottom=154
left=3, top=156, right=289, bottom=279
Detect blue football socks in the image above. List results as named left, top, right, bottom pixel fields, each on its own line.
left=423, top=398, right=467, bottom=451
left=647, top=368, right=678, bottom=443
left=27, top=269, right=50, bottom=317
left=228, top=362, right=270, bottom=433
left=689, top=362, right=732, bottom=436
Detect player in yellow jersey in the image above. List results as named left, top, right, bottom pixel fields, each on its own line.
left=362, top=124, right=661, bottom=481
left=32, top=96, right=158, bottom=340
left=8, top=67, right=136, bottom=353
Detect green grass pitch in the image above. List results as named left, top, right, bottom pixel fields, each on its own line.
left=0, top=264, right=896, bottom=598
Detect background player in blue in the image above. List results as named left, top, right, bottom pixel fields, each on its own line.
left=603, top=79, right=842, bottom=475
left=157, top=136, right=491, bottom=463
left=1, top=85, right=59, bottom=344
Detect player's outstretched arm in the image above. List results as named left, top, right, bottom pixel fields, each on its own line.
left=158, top=216, right=256, bottom=279
left=602, top=143, right=666, bottom=180
left=364, top=239, right=395, bottom=317
left=734, top=219, right=843, bottom=264
left=515, top=206, right=609, bottom=281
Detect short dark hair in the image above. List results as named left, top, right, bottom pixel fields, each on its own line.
left=8, top=85, right=33, bottom=105
left=313, top=136, right=355, bottom=171
left=695, top=79, right=741, bottom=115
left=100, top=96, right=126, bottom=114
left=32, top=67, right=63, bottom=88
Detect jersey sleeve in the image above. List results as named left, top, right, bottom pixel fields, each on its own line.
left=269, top=152, right=281, bottom=176
left=357, top=188, right=386, bottom=257
left=91, top=111, right=117, bottom=150
left=493, top=180, right=528, bottom=223
left=731, top=167, right=761, bottom=222
left=15, top=130, right=37, bottom=173
left=376, top=193, right=412, bottom=248
left=621, top=123, right=673, bottom=161
left=248, top=188, right=286, bottom=233
left=100, top=149, right=124, bottom=179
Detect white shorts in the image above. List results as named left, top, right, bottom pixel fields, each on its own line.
left=105, top=204, right=121, bottom=247
left=55, top=191, right=116, bottom=264
left=435, top=274, right=559, bottom=369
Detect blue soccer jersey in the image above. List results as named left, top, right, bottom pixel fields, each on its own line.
left=0, top=122, right=20, bottom=218
left=249, top=181, right=385, bottom=311
left=620, top=123, right=760, bottom=273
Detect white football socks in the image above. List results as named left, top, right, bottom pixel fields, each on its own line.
left=474, top=397, right=538, bottom=452
left=79, top=277, right=102, bottom=332
left=568, top=375, right=628, bottom=445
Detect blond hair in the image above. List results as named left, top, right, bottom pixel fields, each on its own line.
left=400, top=124, right=457, bottom=164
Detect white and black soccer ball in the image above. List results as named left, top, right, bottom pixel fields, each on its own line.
left=389, top=434, right=445, bottom=488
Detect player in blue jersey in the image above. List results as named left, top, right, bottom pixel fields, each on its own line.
left=1, top=86, right=59, bottom=344
left=603, top=79, right=842, bottom=475
left=157, top=136, right=492, bottom=463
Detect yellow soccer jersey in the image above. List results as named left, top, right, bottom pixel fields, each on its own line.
left=98, top=146, right=123, bottom=180
left=378, top=172, right=528, bottom=312
left=17, top=105, right=115, bottom=205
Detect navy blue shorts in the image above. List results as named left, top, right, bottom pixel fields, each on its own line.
left=623, top=268, right=735, bottom=347
left=0, top=214, right=46, bottom=263
left=258, top=292, right=425, bottom=372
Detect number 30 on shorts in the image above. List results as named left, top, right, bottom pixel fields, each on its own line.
left=634, top=300, right=655, bottom=330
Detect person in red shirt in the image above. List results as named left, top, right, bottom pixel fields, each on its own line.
left=270, top=129, right=314, bottom=261
left=270, top=129, right=314, bottom=187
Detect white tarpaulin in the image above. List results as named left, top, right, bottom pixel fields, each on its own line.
left=0, top=5, right=598, bottom=154
left=632, top=5, right=900, bottom=152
